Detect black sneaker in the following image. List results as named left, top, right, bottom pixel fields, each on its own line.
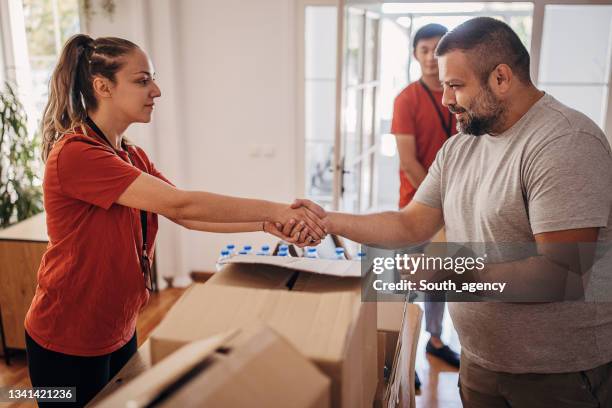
left=415, top=371, right=421, bottom=391
left=426, top=340, right=460, bottom=368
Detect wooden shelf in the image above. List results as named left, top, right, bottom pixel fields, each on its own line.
left=0, top=213, right=48, bottom=351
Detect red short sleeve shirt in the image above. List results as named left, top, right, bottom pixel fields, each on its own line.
left=25, top=127, right=171, bottom=356
left=391, top=81, right=457, bottom=208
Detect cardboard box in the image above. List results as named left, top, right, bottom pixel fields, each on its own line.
left=377, top=302, right=423, bottom=408
left=377, top=301, right=405, bottom=369
left=150, top=255, right=377, bottom=408
left=94, top=324, right=330, bottom=408
left=374, top=331, right=387, bottom=405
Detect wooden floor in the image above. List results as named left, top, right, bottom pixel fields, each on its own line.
left=414, top=302, right=462, bottom=408
left=0, top=287, right=186, bottom=408
left=0, top=289, right=461, bottom=408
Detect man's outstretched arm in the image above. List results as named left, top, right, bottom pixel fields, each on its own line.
left=290, top=199, right=444, bottom=249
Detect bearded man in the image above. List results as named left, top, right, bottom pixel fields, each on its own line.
left=285, top=17, right=612, bottom=407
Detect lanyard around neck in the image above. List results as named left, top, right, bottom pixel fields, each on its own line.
left=419, top=79, right=453, bottom=139
left=85, top=116, right=122, bottom=152
left=85, top=116, right=149, bottom=268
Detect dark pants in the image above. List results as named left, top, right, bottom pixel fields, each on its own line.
left=459, top=353, right=612, bottom=408
left=25, top=331, right=137, bottom=408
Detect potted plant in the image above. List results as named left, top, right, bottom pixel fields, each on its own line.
left=0, top=83, right=43, bottom=228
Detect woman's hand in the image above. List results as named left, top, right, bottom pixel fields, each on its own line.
left=263, top=221, right=321, bottom=246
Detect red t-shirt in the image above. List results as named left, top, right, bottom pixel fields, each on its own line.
left=25, top=126, right=171, bottom=356
left=391, top=81, right=457, bottom=208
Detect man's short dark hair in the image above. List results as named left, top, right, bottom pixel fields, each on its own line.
left=435, top=17, right=531, bottom=84
left=413, top=23, right=448, bottom=49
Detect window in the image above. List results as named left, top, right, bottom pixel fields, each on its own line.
left=538, top=5, right=612, bottom=132
left=22, top=0, right=81, bottom=122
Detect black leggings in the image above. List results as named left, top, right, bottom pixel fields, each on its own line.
left=25, top=331, right=137, bottom=407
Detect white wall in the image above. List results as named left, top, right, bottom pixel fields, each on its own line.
left=89, top=0, right=299, bottom=278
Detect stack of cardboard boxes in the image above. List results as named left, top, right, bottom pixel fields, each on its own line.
left=92, top=255, right=421, bottom=408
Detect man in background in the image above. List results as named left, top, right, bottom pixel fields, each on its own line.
left=391, top=23, right=460, bottom=385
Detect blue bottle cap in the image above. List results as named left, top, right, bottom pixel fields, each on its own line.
left=307, top=247, right=317, bottom=252
left=227, top=244, right=236, bottom=250
left=244, top=245, right=252, bottom=251
left=262, top=245, right=270, bottom=251
left=238, top=250, right=248, bottom=255
left=335, top=247, right=345, bottom=253
left=221, top=250, right=230, bottom=256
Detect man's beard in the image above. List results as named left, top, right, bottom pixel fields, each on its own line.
left=448, top=85, right=506, bottom=136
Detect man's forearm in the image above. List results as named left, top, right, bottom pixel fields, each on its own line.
left=327, top=211, right=428, bottom=248
left=394, top=134, right=427, bottom=187
left=394, top=253, right=583, bottom=302
left=476, top=256, right=583, bottom=301
left=401, top=161, right=427, bottom=188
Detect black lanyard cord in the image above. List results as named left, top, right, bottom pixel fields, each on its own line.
left=85, top=117, right=149, bottom=258
left=419, top=79, right=453, bottom=139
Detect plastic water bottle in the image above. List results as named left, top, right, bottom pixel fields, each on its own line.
left=215, top=249, right=230, bottom=271
left=257, top=245, right=271, bottom=256
left=243, top=245, right=253, bottom=254
left=278, top=244, right=291, bottom=257
left=335, top=247, right=345, bottom=260
left=305, top=247, right=319, bottom=259
left=226, top=244, right=236, bottom=255
left=277, top=245, right=290, bottom=257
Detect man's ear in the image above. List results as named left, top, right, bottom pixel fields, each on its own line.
left=489, top=64, right=513, bottom=95
left=92, top=76, right=113, bottom=99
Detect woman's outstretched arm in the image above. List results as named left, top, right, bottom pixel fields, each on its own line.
left=117, top=172, right=327, bottom=240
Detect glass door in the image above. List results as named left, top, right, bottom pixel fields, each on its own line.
left=336, top=4, right=381, bottom=213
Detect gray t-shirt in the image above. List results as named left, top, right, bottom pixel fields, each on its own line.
left=414, top=93, right=612, bottom=373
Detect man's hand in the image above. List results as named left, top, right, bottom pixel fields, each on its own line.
left=272, top=200, right=327, bottom=241
left=277, top=199, right=329, bottom=247
left=262, top=199, right=328, bottom=246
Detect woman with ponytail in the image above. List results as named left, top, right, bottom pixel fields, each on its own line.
left=25, top=34, right=326, bottom=407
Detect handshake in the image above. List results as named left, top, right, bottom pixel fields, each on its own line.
left=265, top=199, right=330, bottom=247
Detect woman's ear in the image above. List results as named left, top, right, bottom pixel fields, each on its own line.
left=92, top=76, right=113, bottom=99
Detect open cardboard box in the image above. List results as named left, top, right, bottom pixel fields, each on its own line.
left=93, top=323, right=330, bottom=408
left=150, top=255, right=377, bottom=408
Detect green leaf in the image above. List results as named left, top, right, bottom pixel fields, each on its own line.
left=0, top=81, right=42, bottom=229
